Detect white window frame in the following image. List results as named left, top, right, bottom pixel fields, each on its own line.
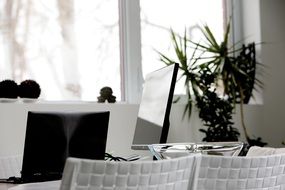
left=120, top=0, right=235, bottom=103
left=227, top=0, right=243, bottom=49
left=119, top=0, right=143, bottom=103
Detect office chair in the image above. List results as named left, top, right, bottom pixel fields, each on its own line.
left=196, top=153, right=285, bottom=189
left=60, top=154, right=199, bottom=190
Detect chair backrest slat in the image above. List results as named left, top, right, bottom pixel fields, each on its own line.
left=60, top=151, right=285, bottom=190
left=60, top=155, right=199, bottom=190
left=196, top=154, right=285, bottom=190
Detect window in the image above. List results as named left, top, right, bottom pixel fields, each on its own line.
left=0, top=0, right=121, bottom=101
left=0, top=0, right=227, bottom=102
left=140, top=0, right=226, bottom=94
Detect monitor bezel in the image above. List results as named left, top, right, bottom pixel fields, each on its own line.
left=131, top=63, right=179, bottom=149
left=159, top=63, right=179, bottom=144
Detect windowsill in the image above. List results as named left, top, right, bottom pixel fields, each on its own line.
left=173, top=95, right=264, bottom=105
left=0, top=99, right=133, bottom=105
left=0, top=97, right=263, bottom=107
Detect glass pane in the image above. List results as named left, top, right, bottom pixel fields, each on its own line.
left=0, top=0, right=120, bottom=101
left=140, top=0, right=225, bottom=94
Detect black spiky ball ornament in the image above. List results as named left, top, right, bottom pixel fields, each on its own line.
left=19, top=80, right=41, bottom=98
left=0, top=79, right=18, bottom=98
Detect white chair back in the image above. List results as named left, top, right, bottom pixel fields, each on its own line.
left=60, top=155, right=199, bottom=190
left=196, top=153, right=285, bottom=190
left=59, top=148, right=285, bottom=190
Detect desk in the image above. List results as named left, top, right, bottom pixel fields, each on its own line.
left=0, top=181, right=60, bottom=190
left=0, top=183, right=16, bottom=190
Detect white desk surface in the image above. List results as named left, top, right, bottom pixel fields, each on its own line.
left=0, top=184, right=16, bottom=190
left=0, top=180, right=60, bottom=190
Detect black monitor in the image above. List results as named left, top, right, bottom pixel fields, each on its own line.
left=21, top=111, right=110, bottom=183
left=131, top=63, right=178, bottom=150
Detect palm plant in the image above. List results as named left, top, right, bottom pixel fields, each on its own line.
left=158, top=22, right=266, bottom=147
left=191, top=23, right=265, bottom=145
left=157, top=29, right=201, bottom=119
left=190, top=23, right=262, bottom=104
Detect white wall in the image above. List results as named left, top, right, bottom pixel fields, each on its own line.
left=259, top=0, right=285, bottom=146
left=239, top=0, right=285, bottom=146
left=0, top=102, right=262, bottom=157
left=0, top=102, right=139, bottom=157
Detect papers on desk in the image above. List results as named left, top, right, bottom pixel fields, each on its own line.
left=8, top=180, right=60, bottom=190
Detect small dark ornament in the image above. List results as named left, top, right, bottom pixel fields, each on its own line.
left=19, top=80, right=41, bottom=99
left=0, top=79, right=19, bottom=98
left=97, top=86, right=116, bottom=103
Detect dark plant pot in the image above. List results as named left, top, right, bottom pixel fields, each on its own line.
left=0, top=79, right=18, bottom=99
left=19, top=80, right=41, bottom=99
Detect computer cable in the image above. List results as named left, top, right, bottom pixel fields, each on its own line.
left=104, top=153, right=127, bottom=161
left=104, top=153, right=141, bottom=162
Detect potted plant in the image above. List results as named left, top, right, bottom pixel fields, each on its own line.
left=158, top=22, right=266, bottom=149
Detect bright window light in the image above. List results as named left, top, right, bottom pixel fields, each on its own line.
left=140, top=0, right=225, bottom=94
left=0, top=0, right=120, bottom=101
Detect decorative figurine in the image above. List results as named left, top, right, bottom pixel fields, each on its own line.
left=97, top=86, right=116, bottom=103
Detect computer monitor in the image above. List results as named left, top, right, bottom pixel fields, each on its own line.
left=131, top=63, right=179, bottom=150
left=21, top=111, right=110, bottom=183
